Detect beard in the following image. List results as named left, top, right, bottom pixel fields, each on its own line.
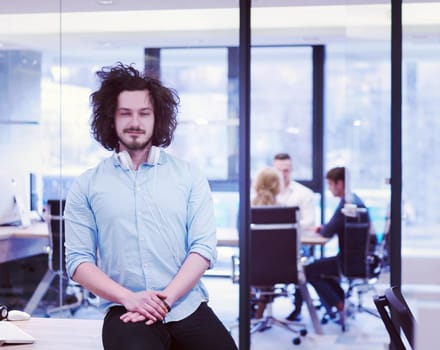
left=118, top=129, right=152, bottom=151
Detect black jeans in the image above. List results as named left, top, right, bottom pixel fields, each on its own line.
left=102, top=302, right=237, bottom=350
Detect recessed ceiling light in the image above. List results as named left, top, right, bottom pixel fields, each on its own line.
left=287, top=127, right=300, bottom=134
left=98, top=41, right=113, bottom=48
left=97, top=0, right=114, bottom=5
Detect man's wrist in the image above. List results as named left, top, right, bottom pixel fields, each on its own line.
left=116, top=288, right=133, bottom=306
left=161, top=299, right=172, bottom=312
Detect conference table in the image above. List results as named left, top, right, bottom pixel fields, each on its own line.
left=0, top=224, right=328, bottom=263
left=217, top=227, right=329, bottom=248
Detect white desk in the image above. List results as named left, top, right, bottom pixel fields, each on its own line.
left=0, top=221, right=49, bottom=263
left=7, top=318, right=103, bottom=349
left=0, top=222, right=51, bottom=315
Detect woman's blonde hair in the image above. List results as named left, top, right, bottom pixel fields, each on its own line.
left=252, top=167, right=282, bottom=206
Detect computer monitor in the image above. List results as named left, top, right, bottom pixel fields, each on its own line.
left=250, top=205, right=299, bottom=225
left=0, top=175, right=30, bottom=226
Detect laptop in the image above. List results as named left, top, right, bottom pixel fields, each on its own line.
left=0, top=321, right=35, bottom=345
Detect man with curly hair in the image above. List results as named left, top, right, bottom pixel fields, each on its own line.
left=64, top=63, right=237, bottom=350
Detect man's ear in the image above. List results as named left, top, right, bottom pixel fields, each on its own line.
left=336, top=179, right=345, bottom=191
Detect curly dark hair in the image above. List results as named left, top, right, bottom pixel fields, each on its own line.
left=90, top=62, right=179, bottom=151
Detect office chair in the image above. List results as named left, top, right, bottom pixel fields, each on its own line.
left=373, top=286, right=416, bottom=350
left=24, top=200, right=99, bottom=316
left=320, top=211, right=382, bottom=331
left=340, top=221, right=382, bottom=319
left=249, top=223, right=308, bottom=345
left=230, top=206, right=308, bottom=345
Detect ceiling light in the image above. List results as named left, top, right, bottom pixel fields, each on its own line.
left=195, top=118, right=209, bottom=126
left=97, top=0, right=114, bottom=5
left=287, top=127, right=300, bottom=134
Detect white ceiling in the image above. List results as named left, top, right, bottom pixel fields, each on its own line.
left=0, top=1, right=400, bottom=13
left=1, top=0, right=440, bottom=60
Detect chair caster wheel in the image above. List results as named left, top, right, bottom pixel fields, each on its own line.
left=321, top=317, right=328, bottom=325
left=300, top=328, right=307, bottom=336
left=292, top=337, right=301, bottom=345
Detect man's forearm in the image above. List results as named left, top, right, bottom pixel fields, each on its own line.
left=162, top=252, right=210, bottom=306
left=73, top=253, right=210, bottom=309
left=72, top=261, right=132, bottom=305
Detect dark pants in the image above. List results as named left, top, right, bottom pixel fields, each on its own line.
left=304, top=256, right=344, bottom=313
left=102, top=302, right=237, bottom=350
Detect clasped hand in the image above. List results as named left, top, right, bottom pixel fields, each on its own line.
left=120, top=290, right=170, bottom=325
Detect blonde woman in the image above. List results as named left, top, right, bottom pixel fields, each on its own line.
left=252, top=167, right=282, bottom=206
left=250, top=167, right=282, bottom=318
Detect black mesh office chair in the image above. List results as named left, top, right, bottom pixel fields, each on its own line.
left=249, top=223, right=308, bottom=345
left=340, top=221, right=382, bottom=319
left=373, top=286, right=416, bottom=350
left=320, top=210, right=382, bottom=331
left=231, top=206, right=308, bottom=345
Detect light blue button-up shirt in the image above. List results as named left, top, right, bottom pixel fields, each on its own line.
left=64, top=148, right=218, bottom=322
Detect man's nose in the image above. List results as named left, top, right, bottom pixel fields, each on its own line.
left=131, top=113, right=142, bottom=126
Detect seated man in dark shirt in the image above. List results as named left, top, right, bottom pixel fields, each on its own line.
left=303, top=166, right=372, bottom=319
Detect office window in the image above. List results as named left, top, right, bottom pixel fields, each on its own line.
left=325, top=43, right=391, bottom=233
left=251, top=46, right=313, bottom=180
left=402, top=44, right=440, bottom=257
left=160, top=48, right=233, bottom=181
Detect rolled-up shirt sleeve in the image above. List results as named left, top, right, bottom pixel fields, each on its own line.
left=64, top=173, right=98, bottom=279
left=186, top=170, right=217, bottom=269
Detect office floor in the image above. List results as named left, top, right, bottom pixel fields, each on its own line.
left=205, top=277, right=390, bottom=350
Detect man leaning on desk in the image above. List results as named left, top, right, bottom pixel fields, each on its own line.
left=63, top=63, right=237, bottom=350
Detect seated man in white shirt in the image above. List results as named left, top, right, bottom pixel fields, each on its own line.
left=272, top=153, right=316, bottom=321
left=273, top=153, right=316, bottom=231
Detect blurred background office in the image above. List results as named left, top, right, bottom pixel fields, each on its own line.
left=1, top=1, right=440, bottom=348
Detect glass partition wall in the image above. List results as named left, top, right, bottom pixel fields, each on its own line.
left=0, top=0, right=63, bottom=311
left=326, top=3, right=392, bottom=263
left=401, top=1, right=440, bottom=286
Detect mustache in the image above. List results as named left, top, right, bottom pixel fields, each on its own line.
left=123, top=128, right=145, bottom=134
